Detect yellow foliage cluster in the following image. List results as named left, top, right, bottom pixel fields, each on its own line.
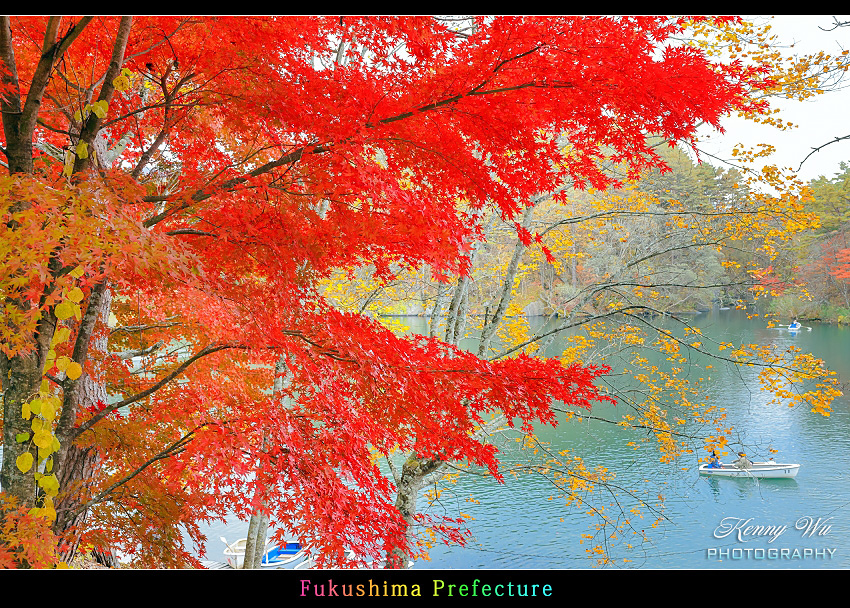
left=13, top=268, right=92, bottom=526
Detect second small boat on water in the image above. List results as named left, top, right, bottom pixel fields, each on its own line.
left=698, top=461, right=800, bottom=479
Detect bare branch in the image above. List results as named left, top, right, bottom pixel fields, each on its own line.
left=797, top=134, right=850, bottom=171
left=111, top=340, right=164, bottom=360
left=110, top=317, right=181, bottom=335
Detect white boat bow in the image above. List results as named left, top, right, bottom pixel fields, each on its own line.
left=699, top=461, right=800, bottom=479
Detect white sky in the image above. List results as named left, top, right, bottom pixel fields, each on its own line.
left=694, top=15, right=850, bottom=186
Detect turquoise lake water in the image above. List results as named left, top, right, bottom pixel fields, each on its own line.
left=195, top=309, right=850, bottom=569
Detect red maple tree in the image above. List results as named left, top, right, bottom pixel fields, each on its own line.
left=829, top=248, right=850, bottom=280
left=1, top=16, right=769, bottom=567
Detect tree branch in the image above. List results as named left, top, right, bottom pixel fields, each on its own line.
left=59, top=429, right=196, bottom=518
left=73, top=16, right=132, bottom=174
left=797, top=134, right=850, bottom=171
left=72, top=342, right=245, bottom=438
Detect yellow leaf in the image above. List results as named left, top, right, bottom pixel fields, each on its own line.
left=55, top=356, right=70, bottom=372
left=34, top=430, right=53, bottom=450
left=62, top=150, right=75, bottom=177
left=70, top=266, right=85, bottom=278
left=41, top=399, right=56, bottom=422
left=76, top=141, right=89, bottom=159
left=67, top=286, right=84, bottom=303
left=22, top=402, right=31, bottom=420
left=50, top=327, right=71, bottom=348
left=66, top=361, right=83, bottom=380
left=91, top=100, right=108, bottom=119
left=40, top=497, right=57, bottom=521
left=38, top=473, right=59, bottom=496
left=16, top=452, right=34, bottom=473
left=55, top=301, right=74, bottom=320
left=113, top=74, right=130, bottom=92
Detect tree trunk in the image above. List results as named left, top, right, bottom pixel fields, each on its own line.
left=53, top=286, right=114, bottom=564
left=243, top=511, right=270, bottom=569
left=0, top=352, right=42, bottom=508
left=387, top=455, right=444, bottom=569
left=242, top=354, right=288, bottom=568
left=478, top=204, right=535, bottom=357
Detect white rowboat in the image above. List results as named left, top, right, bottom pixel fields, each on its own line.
left=221, top=536, right=305, bottom=569
left=698, top=462, right=800, bottom=479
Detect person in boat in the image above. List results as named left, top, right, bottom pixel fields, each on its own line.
left=707, top=451, right=722, bottom=468
left=789, top=318, right=801, bottom=331
left=732, top=452, right=752, bottom=469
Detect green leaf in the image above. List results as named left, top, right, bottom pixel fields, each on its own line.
left=15, top=432, right=30, bottom=443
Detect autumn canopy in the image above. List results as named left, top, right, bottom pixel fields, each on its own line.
left=0, top=16, right=768, bottom=567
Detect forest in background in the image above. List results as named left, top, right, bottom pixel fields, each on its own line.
left=331, top=141, right=850, bottom=330
left=766, top=161, right=850, bottom=323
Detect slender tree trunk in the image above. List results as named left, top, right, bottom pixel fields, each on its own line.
left=242, top=354, right=289, bottom=568
left=243, top=510, right=270, bottom=569
left=0, top=352, right=42, bottom=507
left=478, top=205, right=535, bottom=357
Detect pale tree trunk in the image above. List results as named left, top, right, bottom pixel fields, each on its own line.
left=444, top=240, right=482, bottom=345
left=477, top=204, right=535, bottom=357
left=428, top=278, right=452, bottom=338
left=386, top=245, right=479, bottom=568
left=242, top=510, right=270, bottom=569
left=241, top=354, right=289, bottom=568
left=386, top=415, right=506, bottom=568
left=385, top=269, right=470, bottom=567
